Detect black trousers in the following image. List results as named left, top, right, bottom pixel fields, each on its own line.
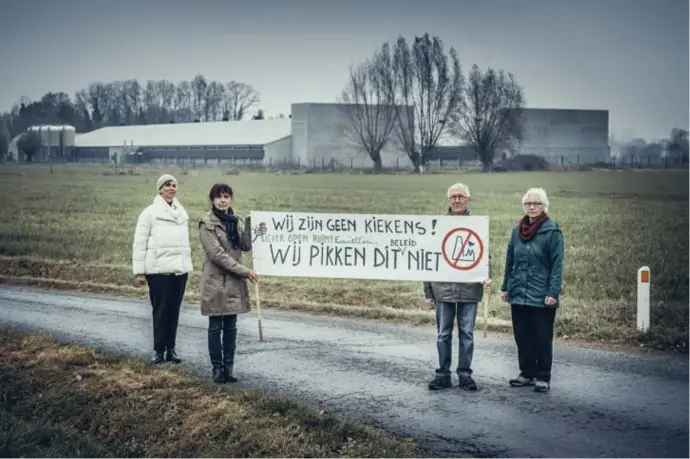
left=511, top=304, right=557, bottom=382
left=208, top=315, right=238, bottom=367
left=146, top=273, right=188, bottom=353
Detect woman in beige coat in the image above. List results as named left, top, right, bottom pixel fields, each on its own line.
left=199, top=183, right=258, bottom=383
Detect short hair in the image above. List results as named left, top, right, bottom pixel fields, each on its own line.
left=447, top=182, right=471, bottom=199
left=208, top=183, right=234, bottom=201
left=521, top=187, right=549, bottom=212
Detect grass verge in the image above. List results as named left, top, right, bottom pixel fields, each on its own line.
left=0, top=327, right=419, bottom=458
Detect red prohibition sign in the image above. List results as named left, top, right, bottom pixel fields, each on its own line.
left=441, top=227, right=484, bottom=271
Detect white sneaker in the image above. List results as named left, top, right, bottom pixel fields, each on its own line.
left=534, top=380, right=550, bottom=392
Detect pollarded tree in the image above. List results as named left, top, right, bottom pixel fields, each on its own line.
left=389, top=34, right=464, bottom=173
left=451, top=64, right=525, bottom=172
left=337, top=43, right=398, bottom=172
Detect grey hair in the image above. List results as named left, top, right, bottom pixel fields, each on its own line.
left=521, top=187, right=549, bottom=212
left=447, top=182, right=471, bottom=198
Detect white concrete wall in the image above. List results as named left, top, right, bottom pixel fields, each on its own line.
left=520, top=108, right=610, bottom=164
left=291, top=103, right=412, bottom=169
left=263, top=136, right=292, bottom=167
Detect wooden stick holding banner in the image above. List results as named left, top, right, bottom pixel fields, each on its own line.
left=483, top=286, right=491, bottom=338
left=254, top=281, right=264, bottom=342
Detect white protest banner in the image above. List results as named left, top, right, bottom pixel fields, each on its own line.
left=250, top=211, right=489, bottom=283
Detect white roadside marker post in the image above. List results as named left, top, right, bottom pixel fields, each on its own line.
left=637, top=266, right=651, bottom=333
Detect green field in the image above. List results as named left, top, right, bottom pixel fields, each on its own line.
left=0, top=164, right=687, bottom=349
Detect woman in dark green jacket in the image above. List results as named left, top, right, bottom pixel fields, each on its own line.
left=501, top=187, right=564, bottom=393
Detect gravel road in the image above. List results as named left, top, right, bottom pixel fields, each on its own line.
left=0, top=285, right=687, bottom=458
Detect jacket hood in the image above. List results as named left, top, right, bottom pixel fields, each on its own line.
left=538, top=216, right=560, bottom=234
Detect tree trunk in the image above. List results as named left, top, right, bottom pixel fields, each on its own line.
left=412, top=156, right=424, bottom=174
left=373, top=156, right=383, bottom=173
left=477, top=148, right=492, bottom=173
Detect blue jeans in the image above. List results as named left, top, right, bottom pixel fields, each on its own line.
left=435, top=301, right=478, bottom=377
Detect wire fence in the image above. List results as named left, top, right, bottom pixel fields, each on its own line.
left=3, top=152, right=688, bottom=172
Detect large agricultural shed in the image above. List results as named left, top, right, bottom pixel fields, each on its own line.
left=68, top=103, right=610, bottom=168
left=74, top=118, right=292, bottom=166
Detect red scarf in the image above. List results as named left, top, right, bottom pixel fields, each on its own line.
left=518, top=213, right=547, bottom=242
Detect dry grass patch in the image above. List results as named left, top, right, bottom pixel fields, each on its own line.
left=0, top=164, right=687, bottom=351
left=0, top=327, right=419, bottom=458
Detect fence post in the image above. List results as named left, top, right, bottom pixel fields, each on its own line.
left=637, top=266, right=651, bottom=332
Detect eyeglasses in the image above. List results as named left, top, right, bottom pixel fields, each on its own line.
left=448, top=195, right=469, bottom=201
left=523, top=201, right=542, bottom=208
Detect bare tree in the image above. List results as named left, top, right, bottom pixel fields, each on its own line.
left=204, top=81, right=225, bottom=121
left=175, top=81, right=193, bottom=123
left=451, top=64, right=525, bottom=172
left=190, top=75, right=209, bottom=121
left=223, top=81, right=260, bottom=121
left=387, top=34, right=464, bottom=173
left=337, top=44, right=398, bottom=172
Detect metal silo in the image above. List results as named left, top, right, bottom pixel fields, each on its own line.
left=25, top=124, right=77, bottom=161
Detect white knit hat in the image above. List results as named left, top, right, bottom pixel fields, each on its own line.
left=156, top=174, right=177, bottom=190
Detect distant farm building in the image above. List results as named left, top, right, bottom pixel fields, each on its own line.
left=26, top=103, right=609, bottom=168
left=73, top=119, right=292, bottom=166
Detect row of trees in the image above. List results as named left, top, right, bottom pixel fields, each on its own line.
left=337, top=33, right=525, bottom=172
left=0, top=75, right=266, bottom=159
left=613, top=129, right=689, bottom=164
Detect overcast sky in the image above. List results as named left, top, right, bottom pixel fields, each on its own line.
left=1, top=0, right=687, bottom=141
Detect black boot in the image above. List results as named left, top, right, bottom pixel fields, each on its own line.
left=151, top=352, right=165, bottom=364
left=212, top=364, right=225, bottom=384
left=208, top=323, right=224, bottom=383
left=165, top=348, right=182, bottom=364
left=428, top=374, right=452, bottom=390
left=222, top=327, right=238, bottom=383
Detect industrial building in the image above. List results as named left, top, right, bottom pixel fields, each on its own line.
left=17, top=103, right=609, bottom=168
left=519, top=108, right=610, bottom=164
left=290, top=103, right=412, bottom=168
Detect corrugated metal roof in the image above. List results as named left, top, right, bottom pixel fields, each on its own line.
left=74, top=119, right=292, bottom=148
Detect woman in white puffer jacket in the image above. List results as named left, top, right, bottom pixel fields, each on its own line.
left=132, top=173, right=193, bottom=365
